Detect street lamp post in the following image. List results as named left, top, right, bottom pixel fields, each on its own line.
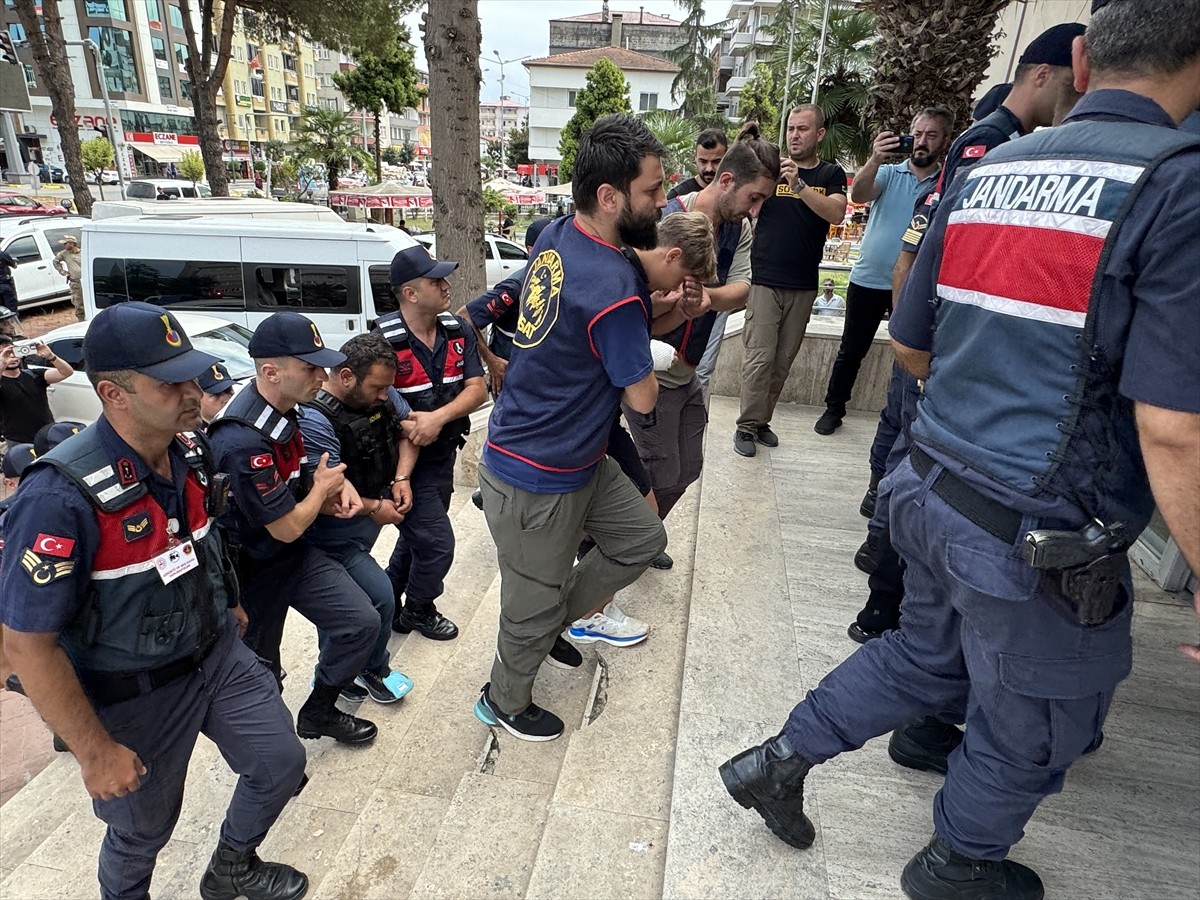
left=66, top=37, right=126, bottom=196
left=490, top=52, right=530, bottom=180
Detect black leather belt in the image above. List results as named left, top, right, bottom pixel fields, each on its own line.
left=82, top=637, right=219, bottom=707
left=909, top=446, right=1024, bottom=545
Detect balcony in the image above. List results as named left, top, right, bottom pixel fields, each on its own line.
left=287, top=100, right=300, bottom=115
left=283, top=69, right=298, bottom=85
left=730, top=30, right=753, bottom=52
left=726, top=74, right=748, bottom=93
left=718, top=54, right=734, bottom=73
left=251, top=95, right=267, bottom=111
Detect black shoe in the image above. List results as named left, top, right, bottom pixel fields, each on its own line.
left=889, top=716, right=964, bottom=776
left=734, top=429, right=757, bottom=457
left=854, top=534, right=881, bottom=575
left=755, top=425, right=779, bottom=448
left=545, top=635, right=583, bottom=670
left=847, top=621, right=887, bottom=644
left=199, top=841, right=309, bottom=900
left=53, top=733, right=70, bottom=753
left=474, top=682, right=564, bottom=742
left=471, top=489, right=483, bottom=510
left=4, top=673, right=24, bottom=695
left=394, top=603, right=459, bottom=640
left=718, top=734, right=816, bottom=850
left=296, top=683, right=378, bottom=745
left=860, top=487, right=878, bottom=519
left=339, top=681, right=368, bottom=703
left=814, top=409, right=843, bottom=435
left=901, top=833, right=1044, bottom=900
left=650, top=551, right=673, bottom=570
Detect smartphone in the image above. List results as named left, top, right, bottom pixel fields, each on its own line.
left=896, top=134, right=915, bottom=155
left=13, top=339, right=38, bottom=358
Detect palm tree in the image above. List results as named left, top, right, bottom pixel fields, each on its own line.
left=293, top=107, right=372, bottom=192
left=640, top=110, right=699, bottom=184
left=863, top=0, right=1012, bottom=133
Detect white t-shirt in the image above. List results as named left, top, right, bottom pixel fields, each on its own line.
left=813, top=292, right=845, bottom=315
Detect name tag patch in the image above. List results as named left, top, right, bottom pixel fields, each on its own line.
left=153, top=540, right=199, bottom=585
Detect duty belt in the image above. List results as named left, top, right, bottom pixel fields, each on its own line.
left=909, top=446, right=1023, bottom=545
left=81, top=635, right=220, bottom=707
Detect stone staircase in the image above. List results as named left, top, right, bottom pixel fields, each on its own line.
left=3, top=398, right=1198, bottom=900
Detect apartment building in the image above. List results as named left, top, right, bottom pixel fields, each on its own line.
left=479, top=97, right=528, bottom=144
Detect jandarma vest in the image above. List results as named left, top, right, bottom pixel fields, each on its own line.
left=34, top=429, right=232, bottom=675
left=660, top=196, right=742, bottom=366
left=914, top=119, right=1199, bottom=526
left=304, top=390, right=402, bottom=500
left=208, top=384, right=312, bottom=499
left=376, top=310, right=470, bottom=452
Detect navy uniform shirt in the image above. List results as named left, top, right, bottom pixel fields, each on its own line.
left=899, top=105, right=1025, bottom=256
left=465, top=267, right=526, bottom=361
left=891, top=89, right=1200, bottom=518
left=0, top=418, right=195, bottom=637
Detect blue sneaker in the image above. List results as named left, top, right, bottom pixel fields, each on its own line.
left=568, top=602, right=650, bottom=647
left=355, top=669, right=414, bottom=704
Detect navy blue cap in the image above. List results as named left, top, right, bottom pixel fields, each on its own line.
left=83, top=301, right=221, bottom=383
left=1019, top=22, right=1086, bottom=68
left=34, top=421, right=85, bottom=455
left=2, top=443, right=37, bottom=479
left=974, top=83, right=1013, bottom=121
left=248, top=311, right=346, bottom=367
left=389, top=244, right=458, bottom=287
left=524, top=217, right=553, bottom=251
left=197, top=361, right=235, bottom=394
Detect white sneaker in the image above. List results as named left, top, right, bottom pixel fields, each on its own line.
left=568, top=602, right=650, bottom=647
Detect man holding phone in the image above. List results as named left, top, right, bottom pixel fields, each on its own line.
left=813, top=108, right=952, bottom=436
left=0, top=335, right=74, bottom=450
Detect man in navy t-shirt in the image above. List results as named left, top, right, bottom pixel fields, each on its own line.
left=475, top=115, right=673, bottom=742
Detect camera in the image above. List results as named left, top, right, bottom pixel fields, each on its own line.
left=896, top=134, right=915, bottom=155
left=13, top=339, right=38, bottom=358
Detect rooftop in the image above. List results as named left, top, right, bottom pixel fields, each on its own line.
left=552, top=9, right=681, bottom=26
left=523, top=46, right=679, bottom=72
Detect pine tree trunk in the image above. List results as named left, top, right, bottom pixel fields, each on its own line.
left=179, top=0, right=236, bottom=196
left=12, top=0, right=93, bottom=215
left=864, top=0, right=1010, bottom=135
left=422, top=1, right=485, bottom=299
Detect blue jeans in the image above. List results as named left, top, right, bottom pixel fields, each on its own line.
left=695, top=309, right=730, bottom=394
left=317, top=519, right=394, bottom=675
left=784, top=455, right=1131, bottom=860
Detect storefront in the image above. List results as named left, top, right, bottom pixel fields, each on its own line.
left=124, top=130, right=199, bottom=176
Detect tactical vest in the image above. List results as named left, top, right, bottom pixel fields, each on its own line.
left=33, top=428, right=231, bottom=674
left=304, top=390, right=402, bottom=499
left=660, top=196, right=743, bottom=366
left=376, top=310, right=469, bottom=455
left=208, top=383, right=312, bottom=499
left=915, top=119, right=1199, bottom=525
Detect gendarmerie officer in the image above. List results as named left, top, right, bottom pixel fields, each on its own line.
left=0, top=302, right=307, bottom=900
left=376, top=245, right=487, bottom=641
left=719, top=4, right=1200, bottom=898
left=198, top=361, right=236, bottom=429
left=207, top=311, right=380, bottom=745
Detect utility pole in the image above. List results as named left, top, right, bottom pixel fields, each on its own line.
left=66, top=38, right=126, bottom=196
left=778, top=3, right=796, bottom=149
left=491, top=52, right=530, bottom=180
left=811, top=0, right=833, bottom=104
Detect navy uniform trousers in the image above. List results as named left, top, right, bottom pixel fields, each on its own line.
left=783, top=455, right=1132, bottom=860
left=387, top=454, right=456, bottom=607
left=93, top=624, right=306, bottom=900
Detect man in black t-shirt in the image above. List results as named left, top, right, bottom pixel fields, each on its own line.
left=0, top=335, right=74, bottom=449
left=667, top=128, right=729, bottom=200
left=734, top=107, right=847, bottom=457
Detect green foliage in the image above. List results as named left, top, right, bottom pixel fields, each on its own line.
left=81, top=136, right=115, bottom=174
left=397, top=143, right=414, bottom=165
left=665, top=0, right=728, bottom=120
left=558, top=58, right=631, bottom=182
left=274, top=155, right=300, bottom=191
left=738, top=64, right=780, bottom=142
left=506, top=117, right=530, bottom=168
left=178, top=149, right=205, bottom=184
left=640, top=110, right=698, bottom=183
left=293, top=106, right=373, bottom=190
left=238, top=0, right=419, bottom=56
left=481, top=186, right=504, bottom=213
left=263, top=139, right=288, bottom=163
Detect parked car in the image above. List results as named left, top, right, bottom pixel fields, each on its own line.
left=123, top=178, right=213, bottom=200
left=0, top=216, right=88, bottom=309
left=81, top=169, right=121, bottom=185
left=0, top=192, right=69, bottom=217
left=37, top=312, right=257, bottom=423
left=412, top=232, right=528, bottom=288
left=38, top=163, right=66, bottom=184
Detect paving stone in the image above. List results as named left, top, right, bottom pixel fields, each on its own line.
left=0, top=862, right=93, bottom=900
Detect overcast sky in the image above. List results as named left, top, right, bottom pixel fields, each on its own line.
left=401, top=0, right=731, bottom=103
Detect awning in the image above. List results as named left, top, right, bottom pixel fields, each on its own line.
left=131, top=143, right=187, bottom=163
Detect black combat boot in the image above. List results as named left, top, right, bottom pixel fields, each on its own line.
left=199, top=841, right=308, bottom=900
left=860, top=471, right=881, bottom=518
left=296, top=682, right=377, bottom=745
left=889, top=716, right=964, bottom=775
left=718, top=733, right=816, bottom=849
left=901, top=833, right=1044, bottom=900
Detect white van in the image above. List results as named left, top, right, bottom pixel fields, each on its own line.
left=81, top=217, right=419, bottom=348
left=0, top=215, right=88, bottom=309
left=91, top=198, right=344, bottom=223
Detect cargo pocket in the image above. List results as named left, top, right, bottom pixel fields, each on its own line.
left=945, top=540, right=1040, bottom=603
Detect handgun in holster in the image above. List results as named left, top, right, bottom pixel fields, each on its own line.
left=1020, top=519, right=1130, bottom=627
left=206, top=472, right=232, bottom=519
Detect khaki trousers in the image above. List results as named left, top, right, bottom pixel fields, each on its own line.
left=737, top=285, right=817, bottom=430
left=479, top=458, right=667, bottom=715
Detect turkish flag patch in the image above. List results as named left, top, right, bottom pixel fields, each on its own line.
left=962, top=145, right=987, bottom=159
left=250, top=453, right=274, bottom=470
left=34, top=533, right=76, bottom=558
